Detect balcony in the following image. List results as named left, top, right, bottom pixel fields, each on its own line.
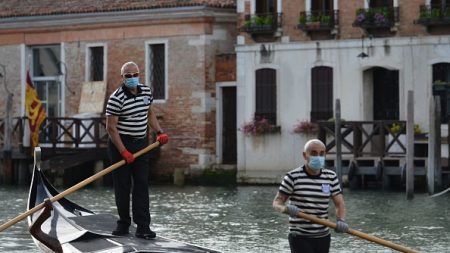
left=241, top=12, right=283, bottom=36
left=417, top=5, right=450, bottom=27
left=353, top=7, right=399, bottom=31
left=297, top=10, right=339, bottom=33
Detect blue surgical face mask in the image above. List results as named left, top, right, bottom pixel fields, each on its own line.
left=124, top=77, right=139, bottom=89
left=308, top=156, right=325, bottom=171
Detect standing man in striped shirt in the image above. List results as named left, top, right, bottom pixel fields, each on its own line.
left=106, top=61, right=169, bottom=240
left=273, top=139, right=348, bottom=253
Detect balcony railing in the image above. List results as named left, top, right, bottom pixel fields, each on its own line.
left=417, top=4, right=450, bottom=26
left=297, top=10, right=339, bottom=32
left=353, top=7, right=399, bottom=29
left=241, top=12, right=283, bottom=34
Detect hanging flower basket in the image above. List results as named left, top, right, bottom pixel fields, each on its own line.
left=240, top=116, right=280, bottom=137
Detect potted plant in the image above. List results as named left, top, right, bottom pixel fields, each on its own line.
left=293, top=120, right=319, bottom=136
left=320, top=15, right=332, bottom=26
left=240, top=116, right=280, bottom=137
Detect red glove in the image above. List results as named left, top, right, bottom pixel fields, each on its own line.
left=156, top=133, right=169, bottom=145
left=120, top=149, right=135, bottom=164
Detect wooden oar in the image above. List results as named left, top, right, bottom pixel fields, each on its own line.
left=0, top=141, right=160, bottom=233
left=296, top=212, right=420, bottom=253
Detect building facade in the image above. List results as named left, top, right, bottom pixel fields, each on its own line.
left=236, top=0, right=450, bottom=183
left=0, top=0, right=237, bottom=182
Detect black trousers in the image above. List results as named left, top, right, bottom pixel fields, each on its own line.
left=108, top=136, right=150, bottom=230
left=288, top=233, right=331, bottom=253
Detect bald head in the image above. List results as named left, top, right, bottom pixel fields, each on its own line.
left=121, top=61, right=139, bottom=75
left=304, top=139, right=326, bottom=153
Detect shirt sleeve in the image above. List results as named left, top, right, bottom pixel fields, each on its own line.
left=105, top=95, right=122, bottom=116
left=279, top=172, right=294, bottom=196
left=330, top=173, right=342, bottom=196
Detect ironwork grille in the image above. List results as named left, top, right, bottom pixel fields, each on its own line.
left=89, top=46, right=104, bottom=81
left=255, top=68, right=277, bottom=125
left=148, top=44, right=165, bottom=100
left=311, top=66, right=333, bottom=121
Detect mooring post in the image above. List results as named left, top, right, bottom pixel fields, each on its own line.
left=2, top=94, right=13, bottom=184
left=335, top=99, right=342, bottom=186
left=428, top=96, right=441, bottom=194
left=406, top=90, right=414, bottom=199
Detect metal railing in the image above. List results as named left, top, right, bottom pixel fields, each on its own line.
left=353, top=7, right=399, bottom=29
left=298, top=10, right=339, bottom=31
left=417, top=4, right=450, bottom=26
left=241, top=12, right=283, bottom=34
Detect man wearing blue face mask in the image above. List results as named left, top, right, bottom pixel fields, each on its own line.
left=106, top=61, right=169, bottom=240
left=273, top=139, right=348, bottom=253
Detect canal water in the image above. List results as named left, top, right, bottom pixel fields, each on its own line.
left=0, top=185, right=449, bottom=253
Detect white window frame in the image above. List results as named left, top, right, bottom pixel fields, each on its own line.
left=145, top=39, right=169, bottom=103
left=85, top=43, right=107, bottom=82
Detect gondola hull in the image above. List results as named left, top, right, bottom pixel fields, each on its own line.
left=27, top=165, right=221, bottom=253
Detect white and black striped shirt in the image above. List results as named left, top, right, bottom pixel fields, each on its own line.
left=279, top=165, right=342, bottom=237
left=105, top=84, right=153, bottom=138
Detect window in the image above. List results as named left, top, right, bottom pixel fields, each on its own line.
left=146, top=42, right=167, bottom=100
left=370, top=0, right=393, bottom=8
left=311, top=0, right=333, bottom=11
left=86, top=45, right=105, bottom=81
left=256, top=0, right=276, bottom=14
left=311, top=66, right=333, bottom=121
left=255, top=68, right=277, bottom=125
left=432, top=63, right=450, bottom=123
left=32, top=45, right=62, bottom=117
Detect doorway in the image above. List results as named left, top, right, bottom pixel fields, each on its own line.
left=221, top=86, right=237, bottom=164
left=373, top=67, right=399, bottom=120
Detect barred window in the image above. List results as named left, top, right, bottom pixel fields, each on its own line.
left=255, top=68, right=277, bottom=125
left=148, top=43, right=166, bottom=100
left=87, top=46, right=104, bottom=81
left=311, top=66, right=333, bottom=121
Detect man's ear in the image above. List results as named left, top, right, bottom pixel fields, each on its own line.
left=302, top=152, right=307, bottom=160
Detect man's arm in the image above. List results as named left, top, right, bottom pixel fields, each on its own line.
left=147, top=106, right=162, bottom=133
left=106, top=115, right=126, bottom=153
left=331, top=193, right=346, bottom=220
left=272, top=192, right=289, bottom=214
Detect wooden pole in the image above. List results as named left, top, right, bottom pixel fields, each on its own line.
left=0, top=141, right=160, bottom=233
left=3, top=94, right=13, bottom=184
left=335, top=99, right=342, bottom=185
left=296, top=212, right=420, bottom=253
left=428, top=96, right=441, bottom=194
left=406, top=90, right=414, bottom=200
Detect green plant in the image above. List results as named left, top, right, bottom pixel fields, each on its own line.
left=431, top=8, right=441, bottom=18
left=264, top=15, right=273, bottom=25
left=299, top=15, right=307, bottom=25
left=320, top=15, right=331, bottom=24
left=390, top=123, right=403, bottom=134
left=434, top=80, right=449, bottom=85
left=390, top=123, right=422, bottom=135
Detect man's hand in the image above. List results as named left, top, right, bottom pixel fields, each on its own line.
left=121, top=150, right=135, bottom=164
left=157, top=133, right=169, bottom=145
left=335, top=218, right=349, bottom=233
left=286, top=204, right=300, bottom=218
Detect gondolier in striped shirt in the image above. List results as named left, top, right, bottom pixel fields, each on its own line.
left=106, top=61, right=169, bottom=240
left=273, top=139, right=348, bottom=253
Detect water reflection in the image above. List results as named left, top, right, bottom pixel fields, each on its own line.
left=0, top=185, right=449, bottom=253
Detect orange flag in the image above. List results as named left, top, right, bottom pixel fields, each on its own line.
left=25, top=71, right=46, bottom=148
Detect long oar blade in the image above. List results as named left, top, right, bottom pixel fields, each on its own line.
left=0, top=141, right=160, bottom=233
left=296, top=212, right=420, bottom=253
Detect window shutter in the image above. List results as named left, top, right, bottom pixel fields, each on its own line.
left=255, top=68, right=277, bottom=124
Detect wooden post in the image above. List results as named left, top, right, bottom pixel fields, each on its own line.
left=406, top=90, right=414, bottom=199
left=335, top=99, right=342, bottom=186
left=428, top=96, right=441, bottom=194
left=2, top=94, right=13, bottom=184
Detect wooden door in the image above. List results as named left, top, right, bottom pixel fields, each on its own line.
left=222, top=87, right=237, bottom=164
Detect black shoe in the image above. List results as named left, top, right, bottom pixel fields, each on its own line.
left=135, top=230, right=156, bottom=240
left=112, top=225, right=129, bottom=236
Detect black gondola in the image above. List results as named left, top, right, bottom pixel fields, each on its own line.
left=27, top=148, right=221, bottom=253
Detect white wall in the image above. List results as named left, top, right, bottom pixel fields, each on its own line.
left=236, top=35, right=450, bottom=183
